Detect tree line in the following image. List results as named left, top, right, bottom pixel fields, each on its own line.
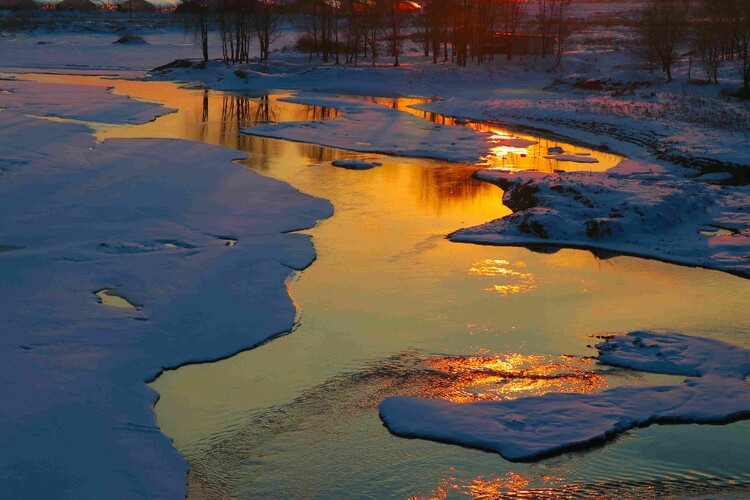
left=188, top=0, right=574, bottom=68
left=638, top=0, right=750, bottom=94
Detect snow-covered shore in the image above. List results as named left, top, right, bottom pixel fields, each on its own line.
left=0, top=76, right=332, bottom=497
left=452, top=165, right=750, bottom=278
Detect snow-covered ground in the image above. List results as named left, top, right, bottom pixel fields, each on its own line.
left=451, top=165, right=750, bottom=277
left=0, top=76, right=331, bottom=497
left=243, top=93, right=493, bottom=163
left=380, top=331, right=750, bottom=460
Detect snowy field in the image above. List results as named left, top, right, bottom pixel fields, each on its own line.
left=1, top=2, right=749, bottom=498
left=0, top=73, right=331, bottom=497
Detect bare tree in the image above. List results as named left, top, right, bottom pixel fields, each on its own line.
left=385, top=0, right=408, bottom=66
left=500, top=0, right=526, bottom=60
left=218, top=0, right=253, bottom=63
left=535, top=0, right=554, bottom=58
left=196, top=0, right=212, bottom=63
left=553, top=0, right=571, bottom=64
left=638, top=0, right=689, bottom=82
left=730, top=0, right=750, bottom=94
left=253, top=0, right=282, bottom=69
left=692, top=0, right=731, bottom=83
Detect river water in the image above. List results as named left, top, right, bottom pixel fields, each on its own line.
left=21, top=73, right=750, bottom=499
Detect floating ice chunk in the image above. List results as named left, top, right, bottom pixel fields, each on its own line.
left=544, top=154, right=600, bottom=163
left=94, top=288, right=141, bottom=310
left=331, top=159, right=382, bottom=170
left=380, top=331, right=750, bottom=461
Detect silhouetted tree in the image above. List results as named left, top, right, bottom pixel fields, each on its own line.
left=253, top=0, right=282, bottom=68
left=638, top=0, right=689, bottom=82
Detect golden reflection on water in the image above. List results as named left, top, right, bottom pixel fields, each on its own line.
left=94, top=288, right=140, bottom=310
left=423, top=353, right=606, bottom=403
left=411, top=471, right=553, bottom=500
left=16, top=74, right=503, bottom=215
left=469, top=259, right=536, bottom=296
left=368, top=96, right=624, bottom=172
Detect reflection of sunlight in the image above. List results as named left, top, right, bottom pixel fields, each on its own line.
left=363, top=95, right=625, bottom=173
left=412, top=471, right=567, bottom=500
left=425, top=354, right=607, bottom=403
left=94, top=288, right=140, bottom=310
left=469, top=259, right=536, bottom=296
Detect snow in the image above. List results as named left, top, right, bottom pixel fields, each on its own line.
left=0, top=78, right=332, bottom=497
left=0, top=77, right=173, bottom=124
left=379, top=331, right=750, bottom=461
left=331, top=159, right=382, bottom=170
left=0, top=25, right=223, bottom=73
left=450, top=167, right=750, bottom=277
left=241, top=94, right=493, bottom=163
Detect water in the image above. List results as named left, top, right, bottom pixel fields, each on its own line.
left=19, top=73, right=750, bottom=498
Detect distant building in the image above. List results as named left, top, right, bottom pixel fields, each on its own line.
left=489, top=32, right=557, bottom=57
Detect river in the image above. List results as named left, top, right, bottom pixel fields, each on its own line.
left=21, top=73, right=750, bottom=499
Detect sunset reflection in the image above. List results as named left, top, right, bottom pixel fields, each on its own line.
left=411, top=471, right=563, bottom=500
left=469, top=259, right=536, bottom=296
left=423, top=353, right=606, bottom=403
left=367, top=96, right=624, bottom=173
left=14, top=74, right=498, bottom=212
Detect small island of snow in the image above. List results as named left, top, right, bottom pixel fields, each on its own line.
left=380, top=331, right=750, bottom=461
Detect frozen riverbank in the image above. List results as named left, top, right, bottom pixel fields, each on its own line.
left=0, top=76, right=331, bottom=498
left=452, top=166, right=750, bottom=278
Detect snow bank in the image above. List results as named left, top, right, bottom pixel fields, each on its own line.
left=451, top=167, right=750, bottom=277
left=1, top=78, right=172, bottom=125
left=0, top=80, right=332, bottom=498
left=0, top=31, right=220, bottom=73
left=241, top=94, right=492, bottom=163
left=379, top=331, right=750, bottom=461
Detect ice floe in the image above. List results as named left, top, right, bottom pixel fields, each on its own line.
left=241, top=93, right=492, bottom=163
left=380, top=331, right=750, bottom=461
left=331, top=159, right=382, bottom=170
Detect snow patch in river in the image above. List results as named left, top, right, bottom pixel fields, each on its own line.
left=380, top=331, right=750, bottom=461
left=331, top=159, right=382, bottom=170
left=241, top=93, right=492, bottom=163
